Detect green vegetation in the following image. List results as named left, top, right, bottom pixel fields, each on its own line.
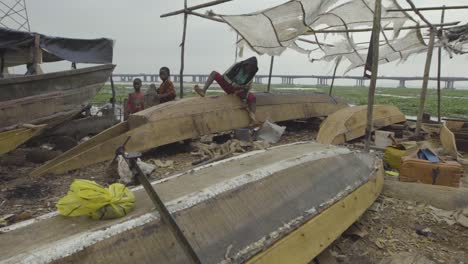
left=92, top=84, right=468, bottom=118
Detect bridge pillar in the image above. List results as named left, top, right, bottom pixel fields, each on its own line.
left=398, top=80, right=406, bottom=88
left=143, top=75, right=147, bottom=82
left=192, top=76, right=196, bottom=83
left=355, top=79, right=365, bottom=87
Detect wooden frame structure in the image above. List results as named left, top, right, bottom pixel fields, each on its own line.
left=160, top=0, right=468, bottom=150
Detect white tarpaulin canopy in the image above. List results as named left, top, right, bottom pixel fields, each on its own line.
left=216, top=0, right=463, bottom=72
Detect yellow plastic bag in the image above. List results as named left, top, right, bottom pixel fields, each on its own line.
left=57, top=179, right=135, bottom=220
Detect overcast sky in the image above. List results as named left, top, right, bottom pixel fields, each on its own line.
left=16, top=0, right=468, bottom=86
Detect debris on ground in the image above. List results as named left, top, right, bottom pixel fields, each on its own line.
left=256, top=120, right=286, bottom=144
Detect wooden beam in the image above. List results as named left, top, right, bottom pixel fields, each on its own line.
left=160, top=0, right=232, bottom=18
left=364, top=0, right=382, bottom=152
left=110, top=74, right=116, bottom=111
left=179, top=0, right=188, bottom=99
left=329, top=57, right=340, bottom=96
left=387, top=5, right=468, bottom=12
left=405, top=0, right=433, bottom=27
left=305, top=22, right=458, bottom=34
left=415, top=29, right=436, bottom=137
left=267, top=56, right=274, bottom=92
left=437, top=7, right=446, bottom=123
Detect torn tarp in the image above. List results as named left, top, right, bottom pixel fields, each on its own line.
left=0, top=28, right=114, bottom=67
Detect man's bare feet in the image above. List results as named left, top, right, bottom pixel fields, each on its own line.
left=194, top=85, right=205, bottom=97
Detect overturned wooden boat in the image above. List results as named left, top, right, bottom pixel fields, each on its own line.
left=316, top=105, right=406, bottom=145
left=1, top=142, right=384, bottom=263
left=32, top=92, right=348, bottom=176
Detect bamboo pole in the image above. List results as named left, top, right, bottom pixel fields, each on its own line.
left=304, top=22, right=458, bottom=34
left=388, top=5, right=468, bottom=12
left=160, top=0, right=232, bottom=18
left=415, top=29, right=436, bottom=137
left=234, top=34, right=239, bottom=62
left=329, top=57, right=340, bottom=96
left=0, top=52, right=4, bottom=78
left=179, top=0, right=188, bottom=99
left=267, top=56, right=274, bottom=92
left=364, top=0, right=382, bottom=152
left=110, top=74, right=116, bottom=111
left=32, top=34, right=42, bottom=74
left=437, top=7, right=446, bottom=123
left=405, top=0, right=432, bottom=27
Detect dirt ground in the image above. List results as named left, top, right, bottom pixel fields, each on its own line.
left=1, top=118, right=467, bottom=263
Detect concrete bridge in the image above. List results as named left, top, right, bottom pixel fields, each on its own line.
left=112, top=73, right=468, bottom=89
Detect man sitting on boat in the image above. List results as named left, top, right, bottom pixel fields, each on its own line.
left=194, top=57, right=259, bottom=125
left=125, top=78, right=145, bottom=120
left=155, top=67, right=176, bottom=103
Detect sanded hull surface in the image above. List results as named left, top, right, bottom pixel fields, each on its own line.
left=1, top=142, right=383, bottom=264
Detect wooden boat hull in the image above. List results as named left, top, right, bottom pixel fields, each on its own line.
left=0, top=125, right=46, bottom=155
left=1, top=142, right=383, bottom=264
left=316, top=105, right=406, bottom=145
left=0, top=64, right=115, bottom=130
left=31, top=92, right=348, bottom=176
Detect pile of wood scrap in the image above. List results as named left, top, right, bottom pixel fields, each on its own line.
left=190, top=139, right=270, bottom=165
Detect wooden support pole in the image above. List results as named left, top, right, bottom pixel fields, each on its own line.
left=305, top=22, right=458, bottom=34
left=32, top=34, right=42, bottom=74
left=110, top=74, right=116, bottom=111
left=234, top=34, right=239, bottom=63
left=437, top=7, right=446, bottom=123
left=329, top=57, right=340, bottom=96
left=0, top=51, right=4, bottom=78
left=160, top=0, right=232, bottom=18
left=267, top=56, right=274, bottom=92
left=405, top=0, right=432, bottom=27
left=179, top=0, right=188, bottom=99
left=388, top=5, right=468, bottom=12
left=415, top=29, right=436, bottom=137
left=364, top=0, right=382, bottom=152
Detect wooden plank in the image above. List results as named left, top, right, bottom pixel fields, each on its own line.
left=30, top=122, right=128, bottom=177
left=383, top=180, right=468, bottom=211
left=247, top=161, right=384, bottom=264
left=317, top=105, right=406, bottom=145
left=31, top=93, right=347, bottom=176
left=440, top=124, right=459, bottom=159
left=0, top=125, right=46, bottom=155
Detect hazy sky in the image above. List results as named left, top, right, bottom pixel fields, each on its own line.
left=18, top=0, right=468, bottom=86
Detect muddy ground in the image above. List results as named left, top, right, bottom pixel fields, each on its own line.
left=1, top=119, right=467, bottom=263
